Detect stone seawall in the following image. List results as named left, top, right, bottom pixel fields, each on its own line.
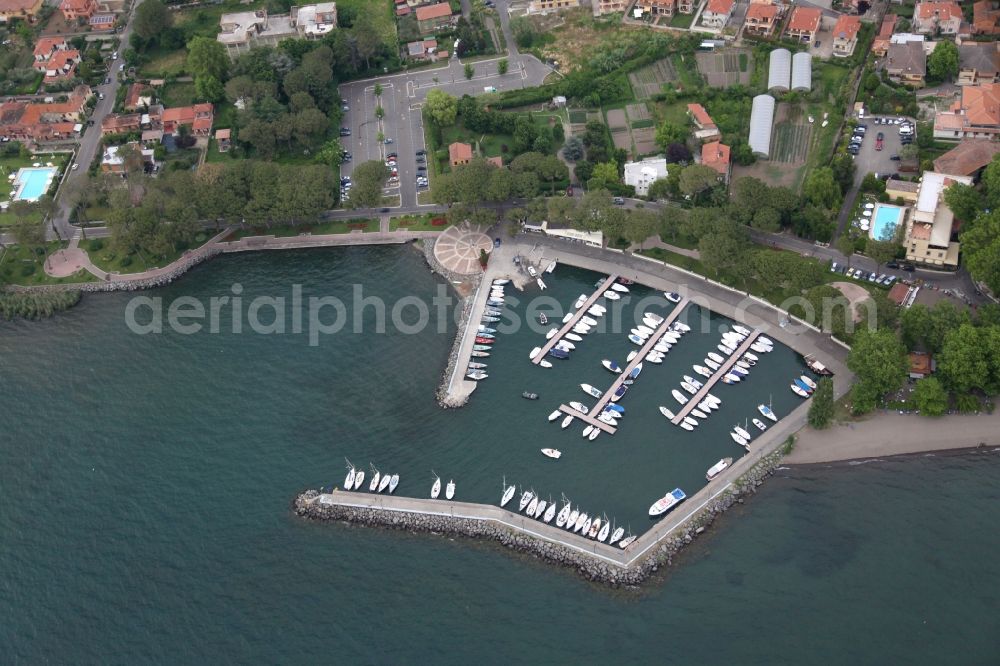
left=294, top=447, right=787, bottom=587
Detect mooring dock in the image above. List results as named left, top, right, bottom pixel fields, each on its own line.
left=557, top=297, right=690, bottom=435
left=531, top=274, right=620, bottom=365
left=670, top=330, right=761, bottom=425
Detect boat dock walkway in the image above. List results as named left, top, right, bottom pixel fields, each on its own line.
left=531, top=274, right=620, bottom=365
left=557, top=297, right=690, bottom=435
left=670, top=330, right=761, bottom=425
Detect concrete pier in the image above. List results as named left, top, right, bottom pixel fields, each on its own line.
left=531, top=274, right=620, bottom=365
left=671, top=330, right=762, bottom=425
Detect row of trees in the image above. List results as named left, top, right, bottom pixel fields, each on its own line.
left=430, top=154, right=569, bottom=208
left=942, top=156, right=1000, bottom=295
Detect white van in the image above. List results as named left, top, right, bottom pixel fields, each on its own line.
left=484, top=86, right=497, bottom=93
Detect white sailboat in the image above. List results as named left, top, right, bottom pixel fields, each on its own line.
left=430, top=473, right=441, bottom=499
left=526, top=495, right=539, bottom=516
left=446, top=479, right=455, bottom=500
left=598, top=517, right=610, bottom=542
left=609, top=525, right=624, bottom=545
left=619, top=535, right=637, bottom=549
left=500, top=479, right=516, bottom=507
left=587, top=517, right=602, bottom=538
left=752, top=418, right=767, bottom=431
left=388, top=474, right=399, bottom=493
left=353, top=470, right=365, bottom=490
left=556, top=500, right=571, bottom=527
left=734, top=423, right=752, bottom=440
left=543, top=500, right=557, bottom=523
left=567, top=507, right=580, bottom=530
left=369, top=465, right=381, bottom=492
left=344, top=460, right=356, bottom=490
left=574, top=513, right=588, bottom=533
left=534, top=499, right=547, bottom=519
left=378, top=473, right=391, bottom=493
left=519, top=489, right=534, bottom=512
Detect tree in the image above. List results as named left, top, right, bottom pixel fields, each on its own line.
left=424, top=89, right=458, bottom=126
left=937, top=323, right=989, bottom=393
left=375, top=105, right=384, bottom=119
left=11, top=216, right=45, bottom=250
left=374, top=83, right=383, bottom=97
left=752, top=207, right=781, bottom=232
left=349, top=160, right=389, bottom=209
left=699, top=223, right=749, bottom=279
left=187, top=36, right=228, bottom=82
left=943, top=183, right=982, bottom=224
left=912, top=377, right=948, bottom=416
left=314, top=138, right=344, bottom=168
left=835, top=233, right=856, bottom=268
left=808, top=377, right=835, bottom=428
left=194, top=74, right=225, bottom=103
left=133, top=0, right=171, bottom=41
left=666, top=142, right=691, bottom=164
left=803, top=167, right=841, bottom=209
left=866, top=239, right=900, bottom=270
left=830, top=153, right=856, bottom=193
left=847, top=328, right=908, bottom=413
left=655, top=121, right=687, bottom=151
left=678, top=164, right=720, bottom=199
left=497, top=58, right=508, bottom=75
left=927, top=39, right=959, bottom=82
left=464, top=63, right=474, bottom=80
left=588, top=161, right=619, bottom=190
left=562, top=135, right=584, bottom=161
left=512, top=116, right=539, bottom=154
left=960, top=209, right=1000, bottom=294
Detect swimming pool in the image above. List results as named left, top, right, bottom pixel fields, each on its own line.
left=870, top=204, right=904, bottom=242
left=13, top=167, right=57, bottom=202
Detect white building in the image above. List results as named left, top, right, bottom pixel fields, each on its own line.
left=623, top=157, right=668, bottom=196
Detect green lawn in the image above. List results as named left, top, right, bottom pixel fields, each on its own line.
left=228, top=219, right=380, bottom=239
left=671, top=53, right=704, bottom=90
left=390, top=213, right=453, bottom=231
left=81, top=238, right=188, bottom=274
left=138, top=47, right=188, bottom=78
left=668, top=12, right=695, bottom=29
left=159, top=81, right=197, bottom=108
left=815, top=62, right=850, bottom=103
left=649, top=100, right=689, bottom=126
left=0, top=242, right=96, bottom=286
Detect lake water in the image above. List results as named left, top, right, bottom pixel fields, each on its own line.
left=1, top=246, right=996, bottom=662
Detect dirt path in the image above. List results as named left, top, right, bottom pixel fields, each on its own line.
left=785, top=411, right=1000, bottom=464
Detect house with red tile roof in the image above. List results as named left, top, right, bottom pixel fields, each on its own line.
left=700, top=0, right=734, bottom=29
left=123, top=83, right=152, bottom=112
left=785, top=6, right=822, bottom=44
left=914, top=1, right=963, bottom=35
left=932, top=139, right=1000, bottom=176
left=873, top=14, right=897, bottom=57
left=449, top=141, right=472, bottom=166
left=973, top=0, right=1000, bottom=35
left=0, top=86, right=89, bottom=145
left=701, top=141, right=731, bottom=183
left=933, top=82, right=1000, bottom=139
left=60, top=0, right=96, bottom=20
left=0, top=0, right=44, bottom=23
left=34, top=49, right=81, bottom=82
left=102, top=103, right=214, bottom=140
left=101, top=112, right=141, bottom=136
left=744, top=2, right=779, bottom=37
left=832, top=15, right=861, bottom=58
left=687, top=103, right=720, bottom=141
left=160, top=103, right=215, bottom=136
left=636, top=0, right=678, bottom=18
left=415, top=2, right=454, bottom=34
left=33, top=37, right=68, bottom=62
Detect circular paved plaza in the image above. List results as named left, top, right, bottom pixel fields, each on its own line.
left=433, top=225, right=492, bottom=275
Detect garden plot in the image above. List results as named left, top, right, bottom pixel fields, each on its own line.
left=628, top=58, right=678, bottom=100
left=626, top=103, right=653, bottom=128
left=695, top=49, right=753, bottom=88
left=770, top=104, right=813, bottom=164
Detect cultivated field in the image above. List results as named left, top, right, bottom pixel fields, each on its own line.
left=695, top=49, right=752, bottom=88
left=628, top=59, right=678, bottom=100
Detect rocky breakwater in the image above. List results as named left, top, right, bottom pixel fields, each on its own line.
left=293, top=447, right=789, bottom=588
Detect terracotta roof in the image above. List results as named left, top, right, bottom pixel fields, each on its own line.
left=887, top=282, right=909, bottom=305
left=960, top=82, right=1000, bottom=126
left=701, top=141, right=730, bottom=175
left=746, top=3, right=777, bottom=21
left=908, top=352, right=932, bottom=375
left=687, top=103, right=716, bottom=129
left=33, top=36, right=65, bottom=58
left=887, top=178, right=920, bottom=193
left=486, top=156, right=503, bottom=168
left=60, top=0, right=93, bottom=11
left=215, top=128, right=231, bottom=139
left=124, top=83, right=148, bottom=109
left=787, top=7, right=822, bottom=32
left=916, top=0, right=962, bottom=21
left=423, top=39, right=438, bottom=49
left=0, top=0, right=42, bottom=12
left=879, top=13, right=897, bottom=37
left=101, top=113, right=141, bottom=132
left=832, top=15, right=861, bottom=41
left=395, top=5, right=409, bottom=15
left=415, top=2, right=452, bottom=21
left=448, top=141, right=473, bottom=162
left=933, top=139, right=1000, bottom=175
left=705, top=0, right=733, bottom=13
left=973, top=0, right=1000, bottom=33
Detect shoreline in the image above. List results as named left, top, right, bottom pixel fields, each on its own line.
left=784, top=442, right=1000, bottom=468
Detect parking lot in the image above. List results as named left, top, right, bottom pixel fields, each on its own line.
left=850, top=115, right=914, bottom=180
left=338, top=55, right=552, bottom=208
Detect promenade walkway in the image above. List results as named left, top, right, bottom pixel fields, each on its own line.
left=531, top=273, right=619, bottom=365
left=671, top=330, right=761, bottom=425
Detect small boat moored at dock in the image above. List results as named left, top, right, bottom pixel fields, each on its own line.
left=648, top=488, right=687, bottom=516
left=706, top=457, right=733, bottom=480
left=431, top=475, right=441, bottom=499
left=758, top=402, right=777, bottom=422
left=602, top=359, right=622, bottom=374
left=799, top=375, right=818, bottom=390
left=791, top=384, right=810, bottom=398
left=581, top=384, right=602, bottom=398
left=753, top=418, right=767, bottom=431
left=446, top=479, right=455, bottom=500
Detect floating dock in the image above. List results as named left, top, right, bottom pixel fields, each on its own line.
left=671, top=330, right=761, bottom=425
left=558, top=297, right=690, bottom=435
left=531, top=274, right=620, bottom=365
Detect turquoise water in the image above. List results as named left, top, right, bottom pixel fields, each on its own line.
left=13, top=167, right=55, bottom=201
left=871, top=204, right=903, bottom=241
left=1, top=246, right=997, bottom=662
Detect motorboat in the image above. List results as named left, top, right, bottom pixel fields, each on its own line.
left=648, top=488, right=687, bottom=516
left=644, top=312, right=664, bottom=324
left=548, top=410, right=561, bottom=422
left=602, top=408, right=622, bottom=420
left=704, top=358, right=720, bottom=370
left=369, top=468, right=381, bottom=492
left=736, top=360, right=752, bottom=371
left=718, top=343, right=736, bottom=355
left=598, top=520, right=610, bottom=542
left=630, top=328, right=650, bottom=341
left=388, top=474, right=399, bottom=493
left=582, top=425, right=593, bottom=438
left=579, top=516, right=593, bottom=535
left=734, top=424, right=752, bottom=440
left=683, top=416, right=698, bottom=427
left=672, top=389, right=688, bottom=405
left=588, top=517, right=602, bottom=538
left=353, top=471, right=364, bottom=490
left=561, top=415, right=574, bottom=428
left=565, top=333, right=583, bottom=342
left=478, top=326, right=496, bottom=334
left=652, top=342, right=671, bottom=353
left=753, top=418, right=767, bottom=431
left=679, top=421, right=694, bottom=431
left=629, top=364, right=643, bottom=379
left=733, top=325, right=751, bottom=336
left=543, top=502, right=557, bottom=523
left=587, top=307, right=604, bottom=317
left=539, top=360, right=552, bottom=368
left=527, top=265, right=538, bottom=278
left=541, top=448, right=561, bottom=459
left=487, top=298, right=504, bottom=307
left=536, top=277, right=547, bottom=290
left=446, top=479, right=455, bottom=500
left=609, top=526, right=624, bottom=545
left=664, top=292, right=681, bottom=303
left=485, top=309, right=502, bottom=316
left=731, top=367, right=749, bottom=378
left=567, top=508, right=580, bottom=530
left=519, top=490, right=534, bottom=511
left=743, top=351, right=759, bottom=362
left=546, top=260, right=557, bottom=273
left=759, top=336, right=774, bottom=347
left=538, top=313, right=548, bottom=326
left=697, top=400, right=715, bottom=413
left=501, top=482, right=516, bottom=507
left=548, top=348, right=570, bottom=359
left=645, top=353, right=663, bottom=364
left=673, top=322, right=691, bottom=333
left=628, top=334, right=645, bottom=345
left=493, top=279, right=510, bottom=286
left=730, top=431, right=748, bottom=447
left=799, top=375, right=817, bottom=390
left=791, top=384, right=810, bottom=398
left=805, top=356, right=833, bottom=376
left=466, top=371, right=488, bottom=380
left=602, top=359, right=622, bottom=374
left=681, top=381, right=698, bottom=395
left=750, top=342, right=771, bottom=354
left=573, top=294, right=587, bottom=309
left=693, top=365, right=712, bottom=378
left=684, top=375, right=703, bottom=389
left=522, top=391, right=538, bottom=400
left=794, top=378, right=814, bottom=394
left=706, top=457, right=733, bottom=480
left=610, top=283, right=629, bottom=293
left=431, top=475, right=441, bottom=499
left=588, top=429, right=600, bottom=441
left=722, top=331, right=745, bottom=342
left=581, top=384, right=602, bottom=398
left=562, top=313, right=574, bottom=323
left=604, top=291, right=621, bottom=301
left=613, top=385, right=628, bottom=400
left=627, top=351, right=638, bottom=362
left=556, top=502, right=571, bottom=527
left=546, top=328, right=558, bottom=340
left=691, top=408, right=707, bottom=419
left=707, top=352, right=725, bottom=364
left=706, top=393, right=721, bottom=404
left=619, top=535, right=637, bottom=549
left=534, top=499, right=547, bottom=519
left=574, top=513, right=589, bottom=533
left=526, top=496, right=538, bottom=516
left=722, top=373, right=741, bottom=384
left=643, top=316, right=663, bottom=330
left=758, top=403, right=777, bottom=422
left=569, top=401, right=589, bottom=414
left=636, top=324, right=654, bottom=337
left=607, top=403, right=625, bottom=414
left=481, top=316, right=500, bottom=323
left=475, top=337, right=494, bottom=344
left=581, top=316, right=598, bottom=327
left=741, top=357, right=756, bottom=367
left=473, top=344, right=492, bottom=351
left=378, top=473, right=391, bottom=493
left=556, top=340, right=575, bottom=350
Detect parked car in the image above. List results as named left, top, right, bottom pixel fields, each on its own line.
left=889, top=155, right=900, bottom=161
left=887, top=260, right=900, bottom=269
left=415, top=149, right=426, bottom=156
left=830, top=261, right=839, bottom=273
left=884, top=275, right=897, bottom=286
left=612, top=196, right=625, bottom=205
left=384, top=137, right=393, bottom=144
left=902, top=263, right=916, bottom=271
left=875, top=132, right=884, bottom=151
left=339, top=127, right=351, bottom=136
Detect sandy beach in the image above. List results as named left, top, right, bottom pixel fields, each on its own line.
left=785, top=410, right=1000, bottom=464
